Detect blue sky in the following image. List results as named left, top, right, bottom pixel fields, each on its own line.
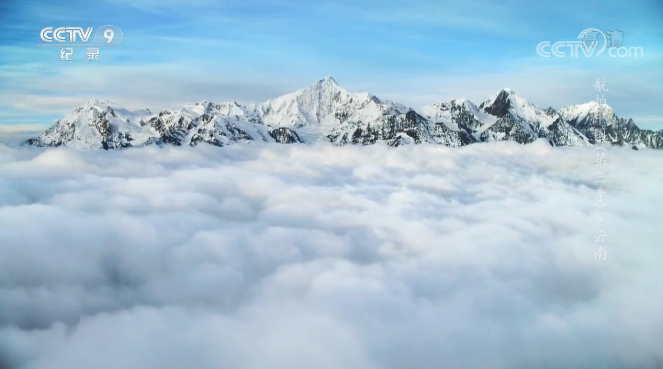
left=1, top=0, right=662, bottom=130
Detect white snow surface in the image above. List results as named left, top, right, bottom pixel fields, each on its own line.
left=558, top=100, right=617, bottom=126
left=482, top=89, right=556, bottom=128
left=36, top=99, right=158, bottom=151
left=420, top=99, right=498, bottom=133
left=29, top=78, right=645, bottom=151
left=420, top=101, right=463, bottom=131
left=251, top=76, right=377, bottom=132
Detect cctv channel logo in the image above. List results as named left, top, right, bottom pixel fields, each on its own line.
left=40, top=27, right=93, bottom=43
left=536, top=28, right=643, bottom=58
left=38, top=25, right=124, bottom=47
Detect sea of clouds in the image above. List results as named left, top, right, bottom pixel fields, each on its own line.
left=0, top=140, right=661, bottom=369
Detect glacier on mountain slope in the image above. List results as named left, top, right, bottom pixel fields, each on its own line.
left=28, top=99, right=158, bottom=151
left=559, top=100, right=618, bottom=128
left=559, top=100, right=663, bottom=148
left=421, top=98, right=497, bottom=134
left=25, top=77, right=663, bottom=151
left=144, top=100, right=282, bottom=147
left=473, top=89, right=591, bottom=147
left=27, top=99, right=302, bottom=151
left=251, top=76, right=384, bottom=132
left=482, top=88, right=556, bottom=128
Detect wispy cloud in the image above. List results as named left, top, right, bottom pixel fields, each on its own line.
left=0, top=123, right=49, bottom=145
left=1, top=0, right=662, bottom=128
left=338, top=0, right=530, bottom=34
left=0, top=123, right=48, bottom=132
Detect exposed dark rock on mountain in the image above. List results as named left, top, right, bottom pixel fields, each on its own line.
left=26, top=78, right=662, bottom=151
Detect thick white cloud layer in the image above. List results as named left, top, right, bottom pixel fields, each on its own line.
left=0, top=141, right=661, bottom=369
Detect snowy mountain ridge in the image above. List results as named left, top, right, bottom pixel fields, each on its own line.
left=26, top=77, right=663, bottom=150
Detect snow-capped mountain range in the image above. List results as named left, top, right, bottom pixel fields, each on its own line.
left=26, top=76, right=663, bottom=150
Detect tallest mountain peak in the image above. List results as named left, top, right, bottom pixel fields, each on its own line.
left=323, top=76, right=337, bottom=84
left=85, top=98, right=112, bottom=107
left=313, top=76, right=338, bottom=87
